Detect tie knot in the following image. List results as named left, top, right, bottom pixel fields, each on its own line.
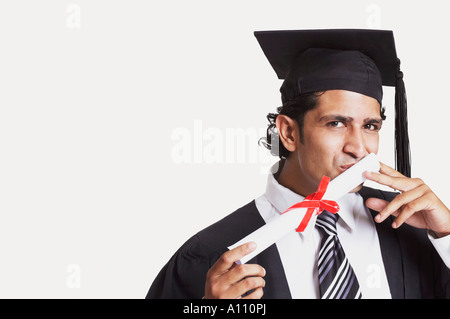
left=316, top=211, right=339, bottom=236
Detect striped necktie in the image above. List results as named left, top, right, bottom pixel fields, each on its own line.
left=316, top=211, right=362, bottom=299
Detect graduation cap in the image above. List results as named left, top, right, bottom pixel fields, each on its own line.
left=255, top=29, right=411, bottom=177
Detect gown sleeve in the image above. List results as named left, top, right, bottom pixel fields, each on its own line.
left=146, top=234, right=225, bottom=299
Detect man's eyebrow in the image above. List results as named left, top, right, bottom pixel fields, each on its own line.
left=318, top=115, right=383, bottom=124
left=319, top=115, right=353, bottom=122
left=364, top=117, right=383, bottom=124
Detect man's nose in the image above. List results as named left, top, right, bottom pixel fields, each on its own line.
left=343, top=128, right=368, bottom=160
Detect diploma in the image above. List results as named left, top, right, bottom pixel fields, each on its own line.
left=228, top=153, right=381, bottom=264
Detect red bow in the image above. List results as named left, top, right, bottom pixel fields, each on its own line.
left=281, top=176, right=340, bottom=232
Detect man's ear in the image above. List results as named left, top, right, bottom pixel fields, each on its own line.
left=275, top=115, right=299, bottom=153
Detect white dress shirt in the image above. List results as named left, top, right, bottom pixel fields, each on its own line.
left=254, top=172, right=450, bottom=299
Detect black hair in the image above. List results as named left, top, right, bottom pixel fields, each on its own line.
left=259, top=91, right=386, bottom=159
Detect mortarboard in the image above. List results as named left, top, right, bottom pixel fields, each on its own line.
left=255, top=29, right=411, bottom=177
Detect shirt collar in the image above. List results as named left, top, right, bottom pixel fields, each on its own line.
left=265, top=165, right=357, bottom=235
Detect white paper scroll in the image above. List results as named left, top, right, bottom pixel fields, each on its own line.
left=228, top=153, right=381, bottom=264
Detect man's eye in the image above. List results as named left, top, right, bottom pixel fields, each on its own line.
left=328, top=121, right=344, bottom=128
left=364, top=124, right=380, bottom=131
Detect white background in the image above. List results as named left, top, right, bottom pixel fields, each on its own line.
left=0, top=0, right=448, bottom=298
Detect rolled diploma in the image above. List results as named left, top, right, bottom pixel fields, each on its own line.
left=228, top=153, right=380, bottom=264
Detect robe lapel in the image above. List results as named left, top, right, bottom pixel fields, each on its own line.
left=213, top=200, right=292, bottom=299
left=250, top=244, right=292, bottom=299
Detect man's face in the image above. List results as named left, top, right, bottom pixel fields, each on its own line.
left=294, top=90, right=382, bottom=192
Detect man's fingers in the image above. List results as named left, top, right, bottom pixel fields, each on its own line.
left=364, top=170, right=404, bottom=191
left=208, top=242, right=256, bottom=276
left=229, top=277, right=265, bottom=299
left=367, top=184, right=433, bottom=230
left=221, top=263, right=266, bottom=285
left=366, top=198, right=389, bottom=214
left=374, top=184, right=428, bottom=223
left=365, top=162, right=450, bottom=236
left=217, top=261, right=266, bottom=299
left=379, top=162, right=405, bottom=178
left=241, top=287, right=264, bottom=300
left=391, top=196, right=428, bottom=229
left=366, top=198, right=398, bottom=223
left=241, top=287, right=265, bottom=300
left=205, top=242, right=267, bottom=299
left=364, top=161, right=411, bottom=192
left=364, top=170, right=424, bottom=193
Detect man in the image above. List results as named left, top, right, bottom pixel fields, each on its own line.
left=147, top=29, right=450, bottom=299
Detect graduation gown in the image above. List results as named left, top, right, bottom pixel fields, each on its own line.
left=146, top=186, right=450, bottom=299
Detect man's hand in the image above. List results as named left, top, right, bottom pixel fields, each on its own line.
left=364, top=162, right=450, bottom=238
left=204, top=242, right=266, bottom=299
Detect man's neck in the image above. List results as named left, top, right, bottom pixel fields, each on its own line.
left=274, top=158, right=317, bottom=198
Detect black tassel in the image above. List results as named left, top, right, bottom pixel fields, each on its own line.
left=394, top=59, right=411, bottom=177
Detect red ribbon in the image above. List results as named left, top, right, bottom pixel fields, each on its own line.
left=281, top=176, right=340, bottom=232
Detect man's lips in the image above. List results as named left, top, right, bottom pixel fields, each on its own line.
left=339, top=163, right=356, bottom=172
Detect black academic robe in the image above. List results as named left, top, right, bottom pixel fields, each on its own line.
left=147, top=186, right=450, bottom=299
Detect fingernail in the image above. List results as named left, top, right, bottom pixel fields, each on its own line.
left=375, top=214, right=381, bottom=222
left=366, top=170, right=377, bottom=177
left=392, top=221, right=397, bottom=229
left=247, top=242, right=257, bottom=251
